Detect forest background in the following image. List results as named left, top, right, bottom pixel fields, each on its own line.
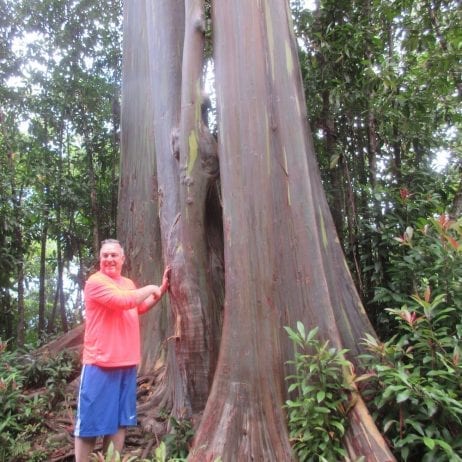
left=0, top=0, right=461, bottom=460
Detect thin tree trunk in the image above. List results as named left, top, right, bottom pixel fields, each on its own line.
left=38, top=106, right=53, bottom=339
left=13, top=193, right=25, bottom=347
left=56, top=239, right=68, bottom=333
left=38, top=210, right=49, bottom=338
left=0, top=290, right=14, bottom=341
left=16, top=252, right=25, bottom=348
left=57, top=120, right=68, bottom=332
left=48, top=280, right=60, bottom=334
left=386, top=20, right=402, bottom=184
left=322, top=89, right=344, bottom=240
left=11, top=168, right=25, bottom=347
left=80, top=117, right=101, bottom=255
left=343, top=149, right=364, bottom=296
left=87, top=146, right=100, bottom=255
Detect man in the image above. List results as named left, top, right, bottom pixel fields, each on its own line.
left=74, top=239, right=170, bottom=461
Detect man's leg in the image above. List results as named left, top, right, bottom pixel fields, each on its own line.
left=75, top=436, right=97, bottom=462
left=103, top=427, right=126, bottom=454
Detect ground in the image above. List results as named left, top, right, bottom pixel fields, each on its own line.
left=27, top=326, right=169, bottom=462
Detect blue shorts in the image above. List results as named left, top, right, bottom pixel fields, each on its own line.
left=74, top=364, right=137, bottom=437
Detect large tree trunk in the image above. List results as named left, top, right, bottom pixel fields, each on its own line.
left=190, top=1, right=393, bottom=460
left=144, top=0, right=185, bottom=415
left=172, top=0, right=222, bottom=415
left=120, top=0, right=224, bottom=424
left=119, top=0, right=394, bottom=460
left=118, top=0, right=169, bottom=375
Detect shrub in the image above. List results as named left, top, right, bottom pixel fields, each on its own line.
left=374, top=213, right=462, bottom=335
left=360, top=215, right=462, bottom=461
left=22, top=349, right=80, bottom=408
left=0, top=340, right=43, bottom=461
left=0, top=340, right=79, bottom=462
left=284, top=323, right=353, bottom=461
left=162, top=416, right=194, bottom=460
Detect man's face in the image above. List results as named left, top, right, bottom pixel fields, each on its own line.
left=99, top=242, right=125, bottom=278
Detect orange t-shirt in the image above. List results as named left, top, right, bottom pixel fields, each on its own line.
left=82, top=271, right=149, bottom=367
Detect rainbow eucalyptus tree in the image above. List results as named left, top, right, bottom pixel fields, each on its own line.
left=118, top=0, right=394, bottom=460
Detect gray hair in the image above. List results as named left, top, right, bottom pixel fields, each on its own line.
left=100, top=239, right=125, bottom=255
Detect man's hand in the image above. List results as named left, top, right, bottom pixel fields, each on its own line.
left=150, top=266, right=171, bottom=304
left=160, top=265, right=171, bottom=295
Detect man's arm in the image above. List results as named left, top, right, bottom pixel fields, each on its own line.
left=138, top=266, right=171, bottom=314
left=85, top=268, right=170, bottom=312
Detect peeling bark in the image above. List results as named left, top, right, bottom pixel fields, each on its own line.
left=190, top=0, right=394, bottom=459
left=121, top=0, right=224, bottom=426
left=118, top=0, right=168, bottom=375
left=170, top=0, right=222, bottom=414
left=120, top=0, right=395, bottom=460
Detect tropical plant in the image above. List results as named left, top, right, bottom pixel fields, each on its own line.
left=162, top=416, right=194, bottom=460
left=0, top=340, right=80, bottom=461
left=22, top=349, right=80, bottom=407
left=374, top=210, right=462, bottom=334
left=284, top=323, right=353, bottom=461
left=90, top=441, right=189, bottom=462
left=360, top=215, right=462, bottom=461
left=0, top=340, right=45, bottom=461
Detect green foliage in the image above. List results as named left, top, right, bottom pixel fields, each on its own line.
left=292, top=0, right=460, bottom=330
left=0, top=340, right=79, bottom=462
left=91, top=442, right=139, bottom=462
left=375, top=211, right=462, bottom=334
left=90, top=441, right=189, bottom=462
left=284, top=322, right=353, bottom=461
left=360, top=216, right=462, bottom=461
left=153, top=442, right=169, bottom=462
left=0, top=340, right=42, bottom=461
left=89, top=423, right=220, bottom=462
left=162, top=416, right=195, bottom=460
left=0, top=0, right=122, bottom=344
left=22, top=349, right=80, bottom=407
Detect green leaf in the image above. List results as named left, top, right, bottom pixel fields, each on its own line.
left=155, top=441, right=167, bottom=461
left=307, top=326, right=319, bottom=342
left=396, top=389, right=411, bottom=403
left=330, top=420, right=345, bottom=435
left=422, top=436, right=435, bottom=450
left=435, top=438, right=459, bottom=457
left=383, top=419, right=396, bottom=433
left=329, top=153, right=340, bottom=169
left=296, top=321, right=306, bottom=340
left=407, top=420, right=424, bottom=436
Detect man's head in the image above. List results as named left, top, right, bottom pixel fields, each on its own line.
left=99, top=239, right=125, bottom=278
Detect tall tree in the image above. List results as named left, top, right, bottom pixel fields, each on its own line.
left=119, top=0, right=394, bottom=459
left=0, top=0, right=123, bottom=341
left=118, top=0, right=170, bottom=376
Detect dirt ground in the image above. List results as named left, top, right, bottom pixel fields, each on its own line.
left=29, top=326, right=169, bottom=461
